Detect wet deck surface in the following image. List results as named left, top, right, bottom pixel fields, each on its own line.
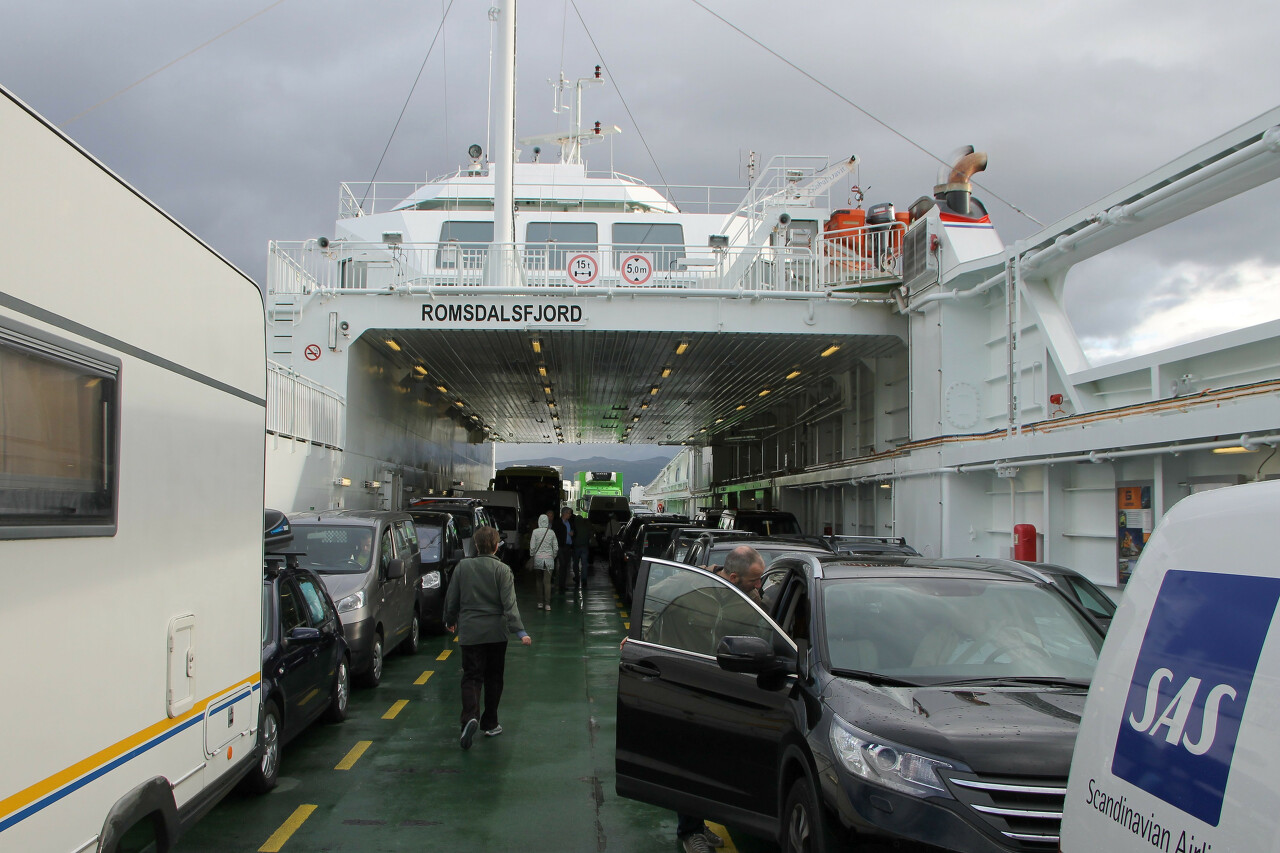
left=177, top=562, right=776, bottom=853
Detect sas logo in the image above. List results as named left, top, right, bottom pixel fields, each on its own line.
left=1112, top=570, right=1280, bottom=826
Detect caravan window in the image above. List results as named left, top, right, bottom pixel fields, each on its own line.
left=0, top=321, right=119, bottom=538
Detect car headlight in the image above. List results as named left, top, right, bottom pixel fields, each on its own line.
left=335, top=591, right=365, bottom=613
left=829, top=714, right=953, bottom=798
left=420, top=570, right=441, bottom=590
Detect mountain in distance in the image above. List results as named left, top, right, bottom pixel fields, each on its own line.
left=498, top=454, right=674, bottom=492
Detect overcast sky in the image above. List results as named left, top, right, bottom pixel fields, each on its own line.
left=5, top=0, right=1279, bottom=365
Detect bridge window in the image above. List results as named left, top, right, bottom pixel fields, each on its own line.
left=525, top=222, right=598, bottom=270
left=612, top=223, right=685, bottom=271
left=0, top=321, right=119, bottom=538
left=437, top=221, right=494, bottom=269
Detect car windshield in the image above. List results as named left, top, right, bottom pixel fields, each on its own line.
left=292, top=525, right=375, bottom=574
left=821, top=577, right=1102, bottom=685
left=414, top=522, right=445, bottom=560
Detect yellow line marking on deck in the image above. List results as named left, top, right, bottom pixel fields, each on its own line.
left=453, top=635, right=460, bottom=643
left=414, top=670, right=435, bottom=685
left=615, top=601, right=625, bottom=608
left=620, top=611, right=628, bottom=618
left=436, top=649, right=452, bottom=660
left=706, top=822, right=738, bottom=852
left=382, top=700, right=409, bottom=720
left=259, top=803, right=317, bottom=852
left=623, top=622, right=630, bottom=630
left=334, top=740, right=372, bottom=770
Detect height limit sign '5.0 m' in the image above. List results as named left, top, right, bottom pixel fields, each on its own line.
left=620, top=253, right=654, bottom=285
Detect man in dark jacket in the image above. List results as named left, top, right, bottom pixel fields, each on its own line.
left=559, top=507, right=592, bottom=592
left=444, top=525, right=531, bottom=749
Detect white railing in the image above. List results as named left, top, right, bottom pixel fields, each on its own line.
left=267, top=361, right=346, bottom=449
left=337, top=175, right=750, bottom=217
left=267, top=227, right=907, bottom=296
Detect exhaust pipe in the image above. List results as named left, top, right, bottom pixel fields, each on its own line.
left=934, top=146, right=988, bottom=215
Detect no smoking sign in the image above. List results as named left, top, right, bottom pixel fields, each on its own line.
left=304, top=344, right=322, bottom=361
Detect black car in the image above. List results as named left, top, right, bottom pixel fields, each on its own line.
left=824, top=534, right=920, bottom=557
left=660, top=527, right=751, bottom=563
left=617, top=552, right=1105, bottom=853
left=247, top=511, right=350, bottom=794
left=406, top=509, right=465, bottom=633
left=716, top=508, right=803, bottom=536
left=617, top=519, right=690, bottom=603
left=609, top=513, right=689, bottom=594
left=408, top=497, right=497, bottom=558
left=693, top=507, right=724, bottom=528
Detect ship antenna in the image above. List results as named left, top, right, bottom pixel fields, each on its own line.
left=486, top=6, right=499, bottom=165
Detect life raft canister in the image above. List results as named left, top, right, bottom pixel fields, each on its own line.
left=824, top=208, right=867, bottom=254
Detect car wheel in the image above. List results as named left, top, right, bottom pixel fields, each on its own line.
left=782, top=775, right=836, bottom=853
left=400, top=612, right=421, bottom=655
left=322, top=656, right=349, bottom=723
left=360, top=634, right=384, bottom=688
left=244, top=701, right=281, bottom=794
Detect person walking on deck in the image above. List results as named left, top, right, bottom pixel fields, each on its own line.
left=529, top=514, right=558, bottom=610
left=444, top=525, right=531, bottom=749
left=560, top=506, right=591, bottom=593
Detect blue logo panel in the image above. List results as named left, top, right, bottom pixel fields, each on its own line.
left=1112, top=570, right=1280, bottom=825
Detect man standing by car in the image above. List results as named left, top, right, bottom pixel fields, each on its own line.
left=444, top=526, right=531, bottom=749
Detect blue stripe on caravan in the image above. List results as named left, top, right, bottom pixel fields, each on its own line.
left=0, top=682, right=260, bottom=834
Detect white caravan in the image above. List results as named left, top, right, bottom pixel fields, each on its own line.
left=1061, top=478, right=1280, bottom=853
left=0, top=87, right=266, bottom=851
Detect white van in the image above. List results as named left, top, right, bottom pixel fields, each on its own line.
left=1061, top=478, right=1280, bottom=853
left=0, top=87, right=265, bottom=850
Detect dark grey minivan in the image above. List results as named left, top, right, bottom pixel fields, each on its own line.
left=289, top=510, right=422, bottom=687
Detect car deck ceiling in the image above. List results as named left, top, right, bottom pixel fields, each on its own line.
left=363, top=329, right=901, bottom=445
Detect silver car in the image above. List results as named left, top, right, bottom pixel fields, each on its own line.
left=289, top=510, right=422, bottom=687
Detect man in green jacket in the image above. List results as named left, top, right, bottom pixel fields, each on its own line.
left=444, top=525, right=531, bottom=749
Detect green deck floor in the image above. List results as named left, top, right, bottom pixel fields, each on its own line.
left=176, top=563, right=774, bottom=853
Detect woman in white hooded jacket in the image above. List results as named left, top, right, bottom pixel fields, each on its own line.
left=529, top=513, right=559, bottom=610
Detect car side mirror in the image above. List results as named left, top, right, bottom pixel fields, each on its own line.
left=387, top=558, right=406, bottom=580
left=716, top=635, right=796, bottom=689
left=451, top=549, right=465, bottom=562
left=287, top=626, right=322, bottom=644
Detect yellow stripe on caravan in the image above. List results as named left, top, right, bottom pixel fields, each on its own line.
left=0, top=673, right=261, bottom=824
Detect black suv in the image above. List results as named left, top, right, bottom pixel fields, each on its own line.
left=409, top=497, right=497, bottom=558
left=717, top=508, right=802, bottom=536
left=617, top=552, right=1104, bottom=853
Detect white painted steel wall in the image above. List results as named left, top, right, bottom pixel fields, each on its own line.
left=0, top=88, right=265, bottom=850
